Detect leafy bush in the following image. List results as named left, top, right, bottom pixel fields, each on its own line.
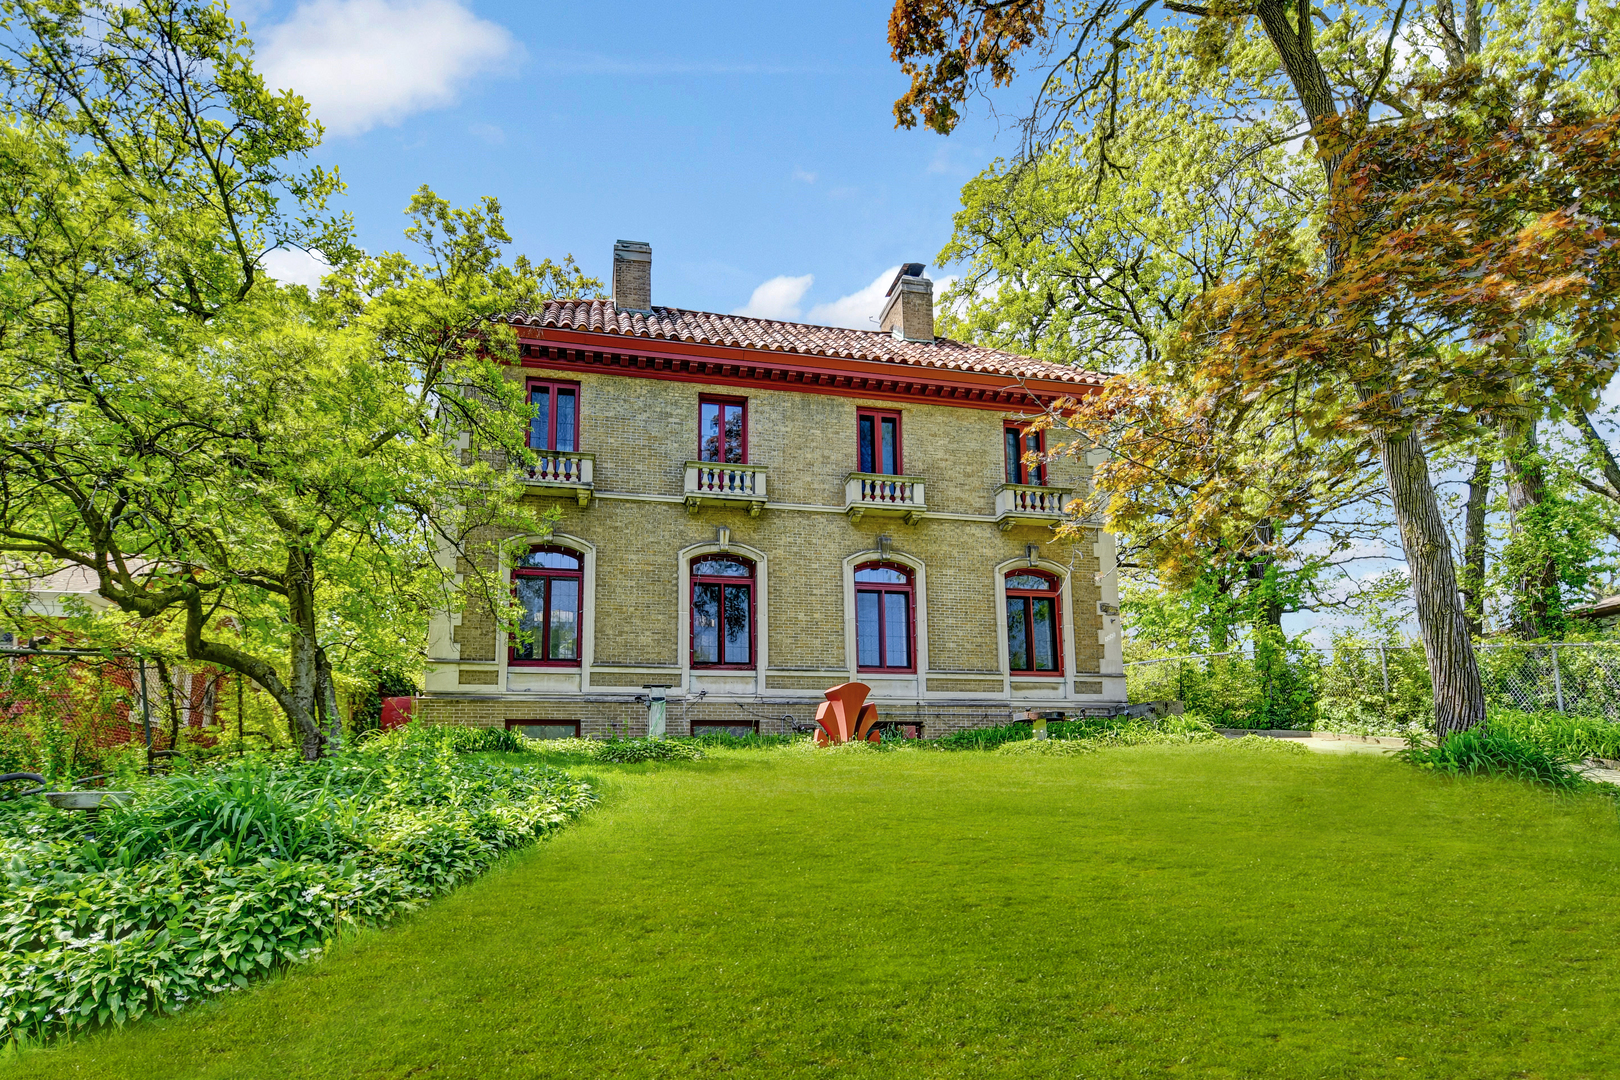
left=0, top=723, right=595, bottom=1042
left=593, top=739, right=704, bottom=764
left=395, top=723, right=529, bottom=754
left=1316, top=635, right=1432, bottom=735
left=1397, top=727, right=1593, bottom=792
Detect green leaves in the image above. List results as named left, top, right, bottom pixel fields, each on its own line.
left=0, top=734, right=597, bottom=1043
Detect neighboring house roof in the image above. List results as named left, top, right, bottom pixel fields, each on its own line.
left=510, top=300, right=1105, bottom=389
left=1571, top=595, right=1620, bottom=620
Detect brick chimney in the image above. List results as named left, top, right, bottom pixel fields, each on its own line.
left=613, top=240, right=652, bottom=312
left=879, top=262, right=933, bottom=342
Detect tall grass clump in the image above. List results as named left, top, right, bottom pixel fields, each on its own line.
left=1397, top=726, right=1594, bottom=793
left=1484, top=707, right=1620, bottom=762
left=0, top=722, right=595, bottom=1043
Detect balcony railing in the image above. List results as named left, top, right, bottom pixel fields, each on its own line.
left=520, top=451, right=595, bottom=507
left=994, top=483, right=1073, bottom=530
left=684, top=461, right=768, bottom=516
left=845, top=473, right=926, bottom=525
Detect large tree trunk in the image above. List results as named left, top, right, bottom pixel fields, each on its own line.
left=1499, top=415, right=1559, bottom=638
left=1372, top=424, right=1485, bottom=735
left=315, top=645, right=343, bottom=751
left=1462, top=454, right=1491, bottom=638
left=285, top=546, right=324, bottom=760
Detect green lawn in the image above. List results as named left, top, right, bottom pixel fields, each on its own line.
left=6, top=743, right=1619, bottom=1079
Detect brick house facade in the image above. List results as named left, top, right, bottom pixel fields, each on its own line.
left=421, top=243, right=1124, bottom=738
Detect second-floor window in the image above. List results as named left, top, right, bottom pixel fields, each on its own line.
left=700, top=397, right=747, bottom=463
left=529, top=380, right=579, bottom=453
left=1004, top=424, right=1045, bottom=485
left=858, top=409, right=902, bottom=475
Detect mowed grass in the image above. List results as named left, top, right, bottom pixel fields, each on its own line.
left=7, top=744, right=1620, bottom=1079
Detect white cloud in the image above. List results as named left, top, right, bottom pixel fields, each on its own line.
left=806, top=267, right=899, bottom=330
left=791, top=168, right=816, bottom=184
left=259, top=0, right=517, bottom=137
left=733, top=274, right=813, bottom=320
left=260, top=247, right=331, bottom=289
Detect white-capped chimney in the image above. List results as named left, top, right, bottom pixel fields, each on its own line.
left=613, top=240, right=652, bottom=311
left=879, top=262, right=934, bottom=342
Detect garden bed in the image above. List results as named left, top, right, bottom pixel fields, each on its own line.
left=0, top=724, right=595, bottom=1042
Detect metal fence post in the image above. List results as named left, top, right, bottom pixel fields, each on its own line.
left=136, top=657, right=154, bottom=774
left=1551, top=645, right=1565, bottom=713
left=1378, top=646, right=1390, bottom=700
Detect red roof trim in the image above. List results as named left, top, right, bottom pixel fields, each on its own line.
left=518, top=327, right=1095, bottom=413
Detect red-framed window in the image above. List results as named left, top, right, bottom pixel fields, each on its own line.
left=528, top=380, right=579, bottom=453
left=506, top=719, right=581, bottom=740
left=699, top=396, right=747, bottom=464
left=691, top=554, right=754, bottom=668
left=1006, top=570, right=1062, bottom=675
left=857, top=409, right=903, bottom=475
left=1004, top=423, right=1045, bottom=485
left=854, top=561, right=915, bottom=672
left=511, top=546, right=582, bottom=666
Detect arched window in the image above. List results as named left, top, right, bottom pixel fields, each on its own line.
left=511, top=546, right=582, bottom=666
left=854, top=561, right=915, bottom=672
left=1006, top=570, right=1062, bottom=674
left=691, top=555, right=754, bottom=667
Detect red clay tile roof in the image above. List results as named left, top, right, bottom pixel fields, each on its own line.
left=511, top=300, right=1105, bottom=387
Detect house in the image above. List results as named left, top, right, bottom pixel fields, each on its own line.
left=420, top=242, right=1124, bottom=739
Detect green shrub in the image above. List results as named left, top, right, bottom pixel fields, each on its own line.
left=1396, top=727, right=1593, bottom=792
left=593, top=739, right=704, bottom=764
left=0, top=724, right=595, bottom=1043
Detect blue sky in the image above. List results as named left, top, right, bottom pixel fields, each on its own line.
left=245, top=0, right=1009, bottom=328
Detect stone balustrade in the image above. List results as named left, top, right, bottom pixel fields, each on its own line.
left=994, top=483, right=1074, bottom=530
left=684, top=461, right=768, bottom=516
left=521, top=451, right=595, bottom=506
left=845, top=473, right=927, bottom=525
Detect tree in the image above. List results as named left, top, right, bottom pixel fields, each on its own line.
left=890, top=0, right=1620, bottom=732
left=0, top=0, right=599, bottom=755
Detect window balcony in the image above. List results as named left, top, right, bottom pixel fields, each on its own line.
left=684, top=461, right=768, bottom=516
left=846, top=473, right=926, bottom=525
left=521, top=451, right=595, bottom=507
left=995, top=483, right=1073, bottom=531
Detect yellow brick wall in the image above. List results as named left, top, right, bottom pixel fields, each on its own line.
left=438, top=365, right=1112, bottom=703
left=518, top=365, right=1087, bottom=514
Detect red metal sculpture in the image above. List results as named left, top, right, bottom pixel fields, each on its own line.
left=814, top=682, right=881, bottom=745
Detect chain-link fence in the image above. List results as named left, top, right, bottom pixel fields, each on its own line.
left=1125, top=640, right=1620, bottom=730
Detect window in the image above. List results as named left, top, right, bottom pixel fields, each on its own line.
left=691, top=555, right=754, bottom=667
left=511, top=546, right=582, bottom=666
left=854, top=562, right=915, bottom=671
left=699, top=397, right=747, bottom=463
left=690, top=720, right=760, bottom=738
left=528, top=380, right=579, bottom=453
left=1006, top=570, right=1062, bottom=674
left=1004, top=423, right=1045, bottom=485
left=506, top=719, right=580, bottom=740
left=857, top=409, right=903, bottom=475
